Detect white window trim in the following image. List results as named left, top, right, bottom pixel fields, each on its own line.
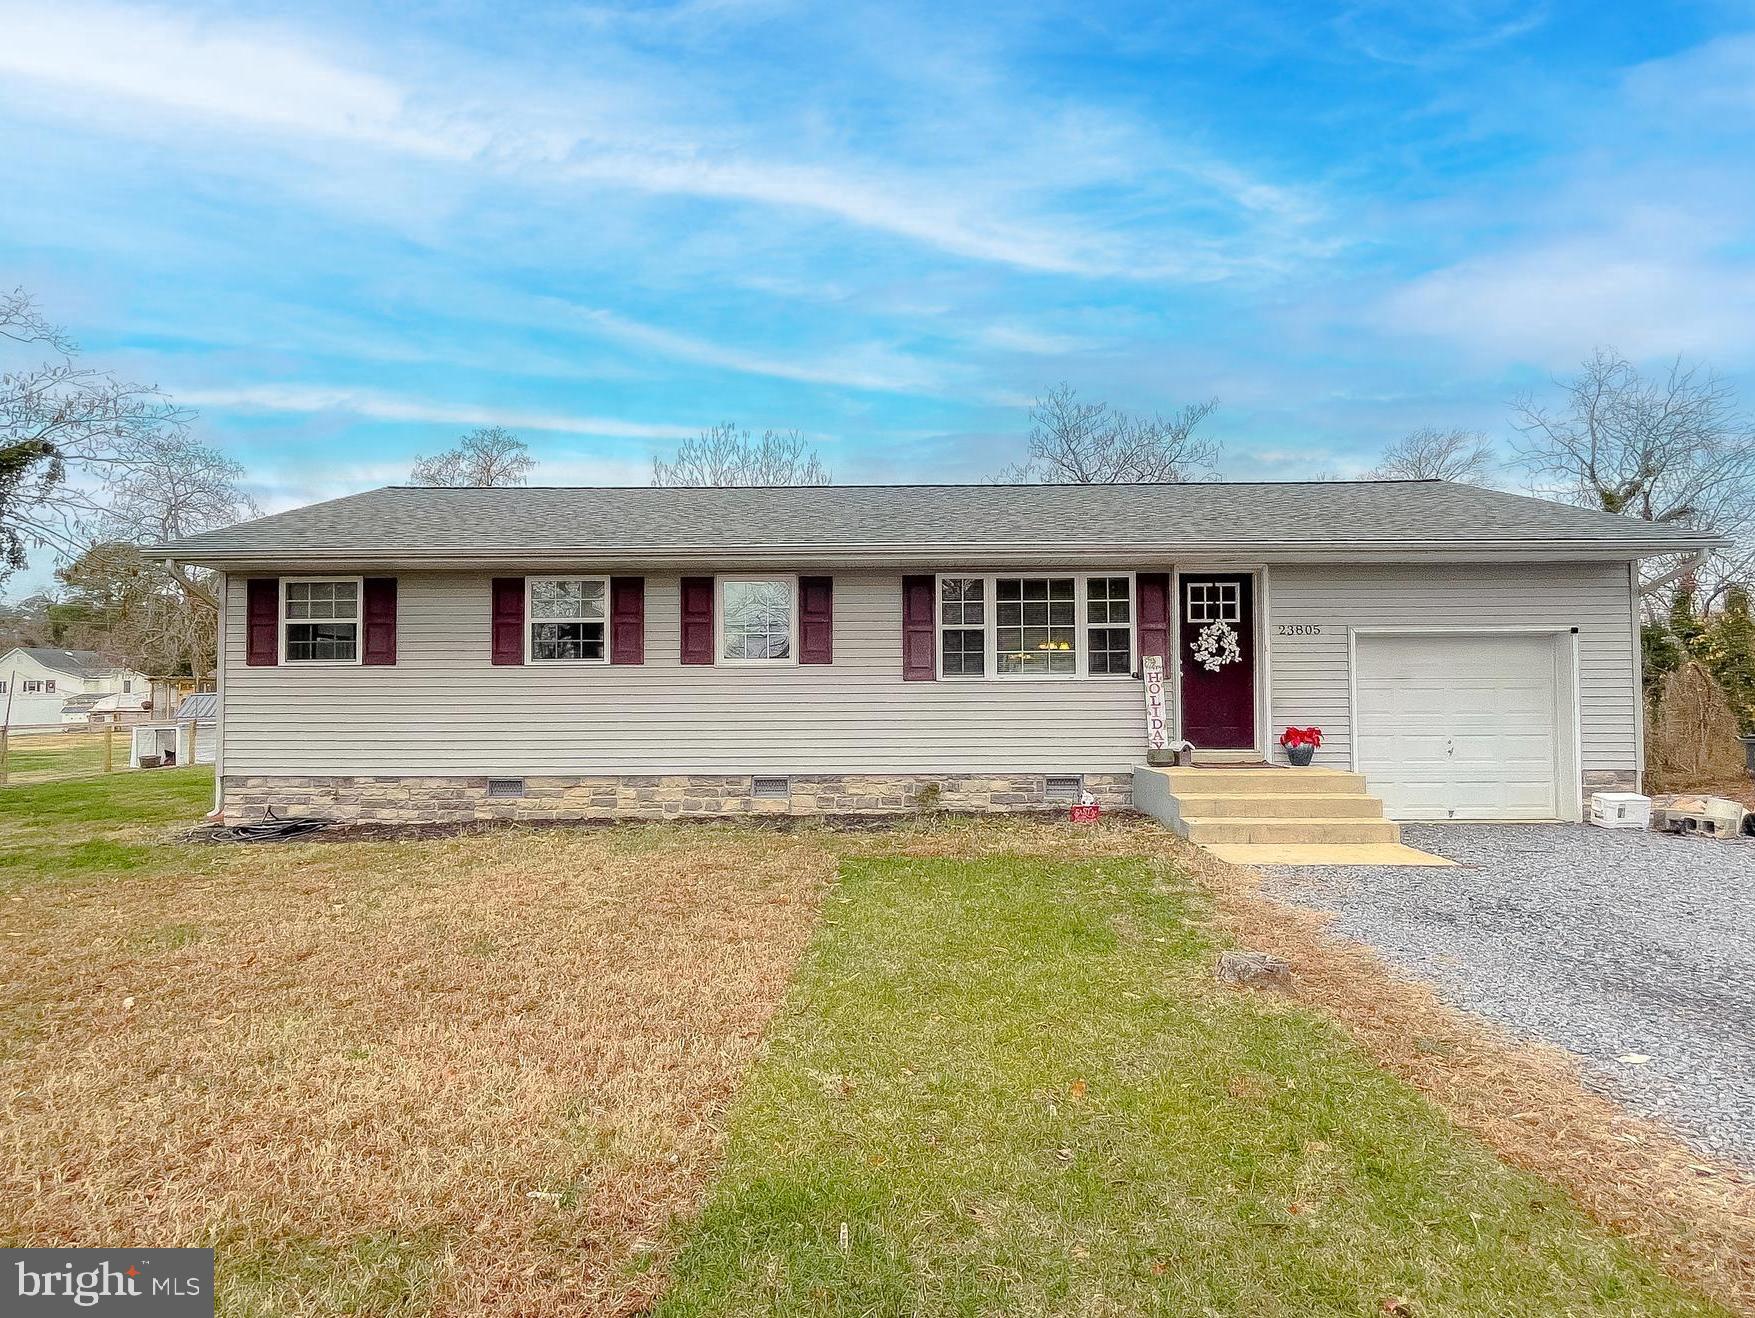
left=933, top=572, right=1138, bottom=681
left=934, top=574, right=990, bottom=682
left=280, top=575, right=365, bottom=667
left=1184, top=578, right=1243, bottom=625
left=716, top=573, right=800, bottom=667
left=1082, top=574, right=1141, bottom=680
left=525, top=574, right=612, bottom=666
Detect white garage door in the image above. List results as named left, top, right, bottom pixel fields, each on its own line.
left=1355, top=633, right=1562, bottom=821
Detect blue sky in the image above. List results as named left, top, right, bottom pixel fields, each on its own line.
left=2, top=0, right=1753, bottom=584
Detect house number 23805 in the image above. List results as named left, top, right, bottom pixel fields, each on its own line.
left=1275, top=624, right=1321, bottom=637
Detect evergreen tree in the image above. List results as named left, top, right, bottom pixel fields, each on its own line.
left=1700, top=586, right=1755, bottom=736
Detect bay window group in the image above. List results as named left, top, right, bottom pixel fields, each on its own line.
left=936, top=574, right=1134, bottom=679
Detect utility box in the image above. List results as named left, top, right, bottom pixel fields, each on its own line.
left=1589, top=792, right=1652, bottom=831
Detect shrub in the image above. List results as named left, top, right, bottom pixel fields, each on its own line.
left=1645, top=660, right=1747, bottom=792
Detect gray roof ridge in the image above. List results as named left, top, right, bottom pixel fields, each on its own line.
left=373, top=478, right=1449, bottom=491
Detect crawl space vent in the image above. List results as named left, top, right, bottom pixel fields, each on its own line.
left=751, top=776, right=791, bottom=800
left=487, top=778, right=526, bottom=799
left=1044, top=775, right=1083, bottom=802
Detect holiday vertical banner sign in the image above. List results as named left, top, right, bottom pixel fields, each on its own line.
left=1141, top=655, right=1169, bottom=750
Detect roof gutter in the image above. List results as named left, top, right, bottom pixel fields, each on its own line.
left=150, top=533, right=1730, bottom=571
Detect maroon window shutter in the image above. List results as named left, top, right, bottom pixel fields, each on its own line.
left=491, top=577, right=525, bottom=665
left=680, top=576, right=715, bottom=664
left=245, top=578, right=279, bottom=667
left=362, top=577, right=397, bottom=666
left=901, top=575, right=936, bottom=681
left=1136, top=572, right=1170, bottom=676
left=798, top=576, right=833, bottom=665
left=611, top=576, right=645, bottom=664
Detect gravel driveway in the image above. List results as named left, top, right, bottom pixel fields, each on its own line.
left=1261, top=823, right=1755, bottom=1166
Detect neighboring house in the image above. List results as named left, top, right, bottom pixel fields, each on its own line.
left=152, top=481, right=1726, bottom=827
left=0, top=648, right=152, bottom=730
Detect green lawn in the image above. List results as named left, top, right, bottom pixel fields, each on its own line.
left=0, top=732, right=113, bottom=784
left=0, top=768, right=213, bottom=893
left=659, top=853, right=1722, bottom=1317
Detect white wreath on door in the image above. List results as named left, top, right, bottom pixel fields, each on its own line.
left=1191, top=619, right=1243, bottom=673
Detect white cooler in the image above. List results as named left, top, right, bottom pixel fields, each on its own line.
left=1589, top=792, right=1652, bottom=830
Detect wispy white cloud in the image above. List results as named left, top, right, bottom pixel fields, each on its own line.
left=558, top=302, right=950, bottom=393
left=178, top=383, right=698, bottom=439
left=0, top=0, right=1321, bottom=280
left=0, top=3, right=476, bottom=160
left=1377, top=238, right=1755, bottom=362
left=1330, top=0, right=1551, bottom=68
left=1357, top=20, right=1755, bottom=366
left=1621, top=30, right=1755, bottom=118
left=972, top=323, right=1095, bottom=356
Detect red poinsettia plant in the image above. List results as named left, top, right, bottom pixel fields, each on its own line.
left=1279, top=726, right=1323, bottom=749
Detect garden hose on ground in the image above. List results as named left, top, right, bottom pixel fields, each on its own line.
left=194, top=808, right=334, bottom=843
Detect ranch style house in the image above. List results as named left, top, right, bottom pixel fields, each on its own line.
left=151, top=480, right=1724, bottom=827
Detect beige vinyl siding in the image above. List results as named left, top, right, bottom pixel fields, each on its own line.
left=1266, top=562, right=1637, bottom=774
left=222, top=570, right=1149, bottom=776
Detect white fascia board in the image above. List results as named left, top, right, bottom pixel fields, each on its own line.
left=158, top=535, right=1727, bottom=573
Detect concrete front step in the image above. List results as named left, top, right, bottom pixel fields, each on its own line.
left=1158, top=767, right=1370, bottom=795
left=1172, top=792, right=1385, bottom=819
left=1180, top=816, right=1403, bottom=845
left=1204, top=842, right=1454, bottom=867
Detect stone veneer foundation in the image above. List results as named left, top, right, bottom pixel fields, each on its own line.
left=222, top=772, right=1137, bottom=826
left=1582, top=769, right=1639, bottom=801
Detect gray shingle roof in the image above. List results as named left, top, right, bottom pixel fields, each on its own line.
left=152, top=481, right=1725, bottom=563
left=7, top=647, right=110, bottom=676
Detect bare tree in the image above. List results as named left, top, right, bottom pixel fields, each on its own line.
left=2, top=286, right=192, bottom=576
left=992, top=384, right=1220, bottom=484
left=1, top=287, right=257, bottom=677
left=652, top=424, right=830, bottom=486
left=81, top=433, right=259, bottom=612
left=53, top=541, right=223, bottom=677
left=0, top=590, right=63, bottom=651
left=1368, top=427, right=1498, bottom=484
left=410, top=426, right=535, bottom=487
left=1513, top=349, right=1755, bottom=604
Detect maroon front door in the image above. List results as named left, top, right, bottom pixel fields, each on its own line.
left=1179, top=573, right=1256, bottom=750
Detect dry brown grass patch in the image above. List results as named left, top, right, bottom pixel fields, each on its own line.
left=2, top=825, right=836, bottom=1315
